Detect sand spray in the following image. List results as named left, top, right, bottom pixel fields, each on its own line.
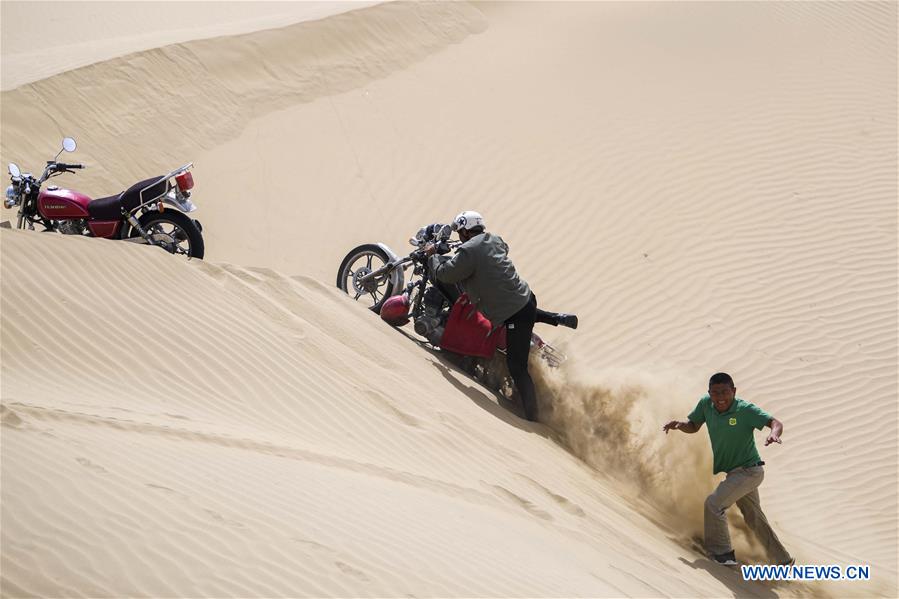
left=530, top=350, right=767, bottom=561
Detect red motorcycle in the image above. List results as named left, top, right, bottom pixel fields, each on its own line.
left=337, top=225, right=564, bottom=398
left=4, top=137, right=204, bottom=258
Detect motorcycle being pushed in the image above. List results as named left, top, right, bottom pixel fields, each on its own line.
left=337, top=225, right=564, bottom=402
left=4, top=137, right=204, bottom=258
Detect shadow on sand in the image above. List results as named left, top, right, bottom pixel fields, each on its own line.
left=678, top=555, right=794, bottom=598
left=389, top=325, right=557, bottom=438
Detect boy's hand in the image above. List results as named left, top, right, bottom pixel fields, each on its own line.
left=765, top=433, right=782, bottom=446
left=422, top=243, right=436, bottom=256
left=662, top=420, right=681, bottom=434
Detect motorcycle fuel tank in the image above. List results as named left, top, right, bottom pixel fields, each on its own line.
left=38, top=187, right=91, bottom=219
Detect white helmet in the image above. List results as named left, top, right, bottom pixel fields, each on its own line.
left=452, top=210, right=486, bottom=232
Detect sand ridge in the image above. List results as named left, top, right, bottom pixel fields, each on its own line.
left=0, top=1, right=384, bottom=91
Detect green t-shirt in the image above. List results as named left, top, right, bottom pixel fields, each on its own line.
left=688, top=395, right=772, bottom=474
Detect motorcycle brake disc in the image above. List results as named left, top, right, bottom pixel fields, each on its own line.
left=352, top=267, right=378, bottom=294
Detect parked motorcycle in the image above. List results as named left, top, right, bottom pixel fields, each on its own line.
left=337, top=226, right=564, bottom=399
left=4, top=137, right=204, bottom=258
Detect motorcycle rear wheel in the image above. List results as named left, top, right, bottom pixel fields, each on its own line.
left=131, top=211, right=205, bottom=259
left=336, top=244, right=396, bottom=313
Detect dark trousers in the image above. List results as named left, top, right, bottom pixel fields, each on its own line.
left=504, top=293, right=561, bottom=421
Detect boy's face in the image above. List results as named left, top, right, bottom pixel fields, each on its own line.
left=709, top=383, right=736, bottom=413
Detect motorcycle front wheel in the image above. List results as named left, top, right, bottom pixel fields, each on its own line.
left=131, top=211, right=205, bottom=259
left=336, top=244, right=396, bottom=313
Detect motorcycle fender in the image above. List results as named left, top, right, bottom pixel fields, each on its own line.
left=160, top=191, right=197, bottom=213
left=377, top=242, right=405, bottom=295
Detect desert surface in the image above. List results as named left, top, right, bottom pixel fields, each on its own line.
left=1, top=2, right=896, bottom=597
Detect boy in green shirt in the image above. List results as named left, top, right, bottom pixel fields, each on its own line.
left=663, top=372, right=794, bottom=566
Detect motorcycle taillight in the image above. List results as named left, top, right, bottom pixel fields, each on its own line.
left=175, top=171, right=194, bottom=192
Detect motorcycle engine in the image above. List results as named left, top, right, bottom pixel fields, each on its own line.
left=55, top=219, right=88, bottom=235
left=413, top=285, right=448, bottom=343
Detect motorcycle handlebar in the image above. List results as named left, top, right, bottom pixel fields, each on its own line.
left=410, top=241, right=457, bottom=258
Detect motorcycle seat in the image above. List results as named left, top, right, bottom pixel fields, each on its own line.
left=87, top=195, right=123, bottom=220
left=120, top=176, right=168, bottom=211
left=87, top=176, right=169, bottom=221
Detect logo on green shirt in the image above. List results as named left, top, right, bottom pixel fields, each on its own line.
left=729, top=417, right=737, bottom=426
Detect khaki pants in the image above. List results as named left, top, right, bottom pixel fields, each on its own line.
left=704, top=465, right=792, bottom=563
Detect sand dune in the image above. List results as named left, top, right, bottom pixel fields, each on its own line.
left=0, top=1, right=382, bottom=91
left=1, top=1, right=896, bottom=597
left=0, top=228, right=751, bottom=597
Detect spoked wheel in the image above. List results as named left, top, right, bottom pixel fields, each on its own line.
left=336, top=244, right=397, bottom=313
left=132, top=211, right=205, bottom=259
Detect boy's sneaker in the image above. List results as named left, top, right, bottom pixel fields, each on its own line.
left=778, top=557, right=796, bottom=567
left=558, top=314, right=578, bottom=329
left=712, top=551, right=738, bottom=566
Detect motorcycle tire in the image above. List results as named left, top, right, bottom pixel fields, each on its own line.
left=131, top=211, right=205, bottom=259
left=336, top=243, right=396, bottom=313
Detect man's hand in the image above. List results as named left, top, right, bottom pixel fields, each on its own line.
left=765, top=432, right=782, bottom=446
left=662, top=420, right=682, bottom=434
left=422, top=242, right=436, bottom=257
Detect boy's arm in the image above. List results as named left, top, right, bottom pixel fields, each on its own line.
left=663, top=420, right=703, bottom=434
left=664, top=398, right=706, bottom=435
left=765, top=418, right=784, bottom=446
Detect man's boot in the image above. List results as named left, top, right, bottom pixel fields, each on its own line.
left=557, top=314, right=578, bottom=329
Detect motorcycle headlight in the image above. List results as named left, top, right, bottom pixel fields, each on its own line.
left=5, top=185, right=17, bottom=208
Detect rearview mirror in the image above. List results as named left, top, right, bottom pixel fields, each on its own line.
left=62, top=137, right=76, bottom=152
left=8, top=163, right=20, bottom=177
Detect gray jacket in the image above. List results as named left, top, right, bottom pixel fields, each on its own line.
left=429, top=232, right=531, bottom=325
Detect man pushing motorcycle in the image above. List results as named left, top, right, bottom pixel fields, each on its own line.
left=423, top=211, right=577, bottom=421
